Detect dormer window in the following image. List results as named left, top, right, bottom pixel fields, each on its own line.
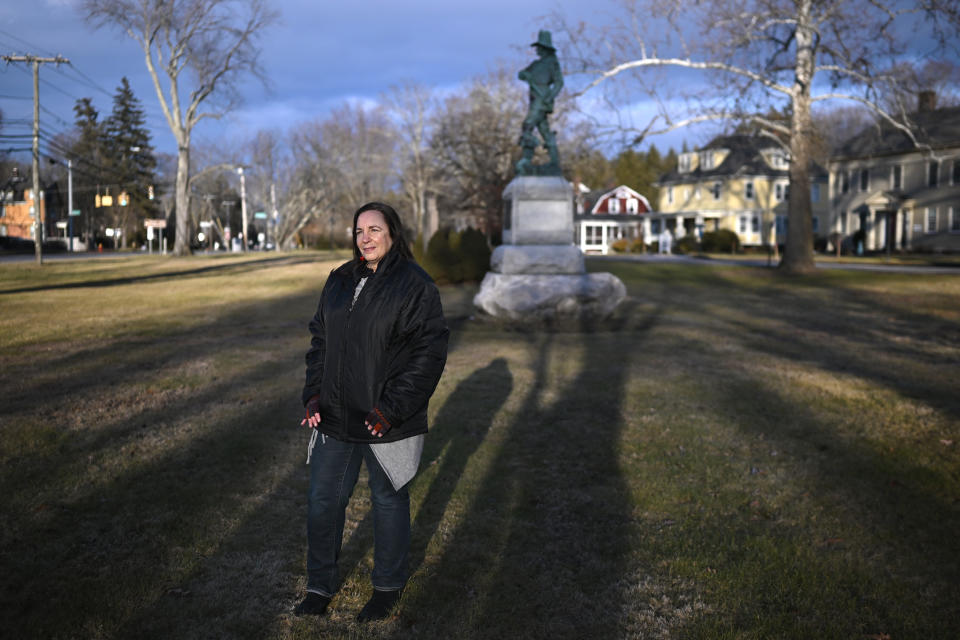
left=699, top=151, right=713, bottom=170
left=608, top=197, right=620, bottom=214
left=678, top=153, right=694, bottom=173
left=626, top=198, right=639, bottom=213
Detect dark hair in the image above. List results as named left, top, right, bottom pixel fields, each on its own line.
left=351, top=202, right=414, bottom=262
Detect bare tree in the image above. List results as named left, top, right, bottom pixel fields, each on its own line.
left=384, top=83, right=436, bottom=248
left=430, top=68, right=526, bottom=240
left=82, top=0, right=279, bottom=255
left=559, top=0, right=960, bottom=273
left=285, top=102, right=399, bottom=248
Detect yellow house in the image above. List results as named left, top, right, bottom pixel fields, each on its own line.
left=655, top=135, right=828, bottom=248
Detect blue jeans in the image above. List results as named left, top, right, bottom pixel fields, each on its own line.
left=306, top=435, right=410, bottom=596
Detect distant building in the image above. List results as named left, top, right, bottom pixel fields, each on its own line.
left=574, top=184, right=652, bottom=254
left=827, top=93, right=960, bottom=253
left=1, top=186, right=48, bottom=240
left=656, top=134, right=829, bottom=248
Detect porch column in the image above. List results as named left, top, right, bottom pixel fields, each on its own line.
left=903, top=209, right=913, bottom=250
left=866, top=209, right=877, bottom=251
left=601, top=223, right=609, bottom=255
left=643, top=217, right=651, bottom=243
left=894, top=210, right=903, bottom=250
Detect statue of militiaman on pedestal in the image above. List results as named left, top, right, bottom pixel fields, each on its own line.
left=516, top=30, right=564, bottom=176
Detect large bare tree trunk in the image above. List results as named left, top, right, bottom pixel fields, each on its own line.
left=174, top=144, right=191, bottom=255
left=781, top=1, right=816, bottom=274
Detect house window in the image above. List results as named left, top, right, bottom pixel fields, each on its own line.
left=775, top=215, right=788, bottom=238
left=586, top=225, right=602, bottom=244
left=842, top=171, right=849, bottom=193
left=926, top=207, right=938, bottom=233
left=775, top=182, right=785, bottom=202
left=770, top=151, right=788, bottom=169
left=608, top=197, right=620, bottom=214
left=859, top=168, right=869, bottom=191
left=953, top=160, right=960, bottom=185
left=745, top=181, right=755, bottom=200
left=699, top=151, right=713, bottom=170
left=811, top=183, right=819, bottom=202
left=892, top=164, right=902, bottom=190
left=739, top=215, right=748, bottom=233
left=751, top=215, right=760, bottom=233
left=694, top=185, right=701, bottom=199
left=651, top=219, right=661, bottom=234
left=711, top=182, right=721, bottom=200
left=626, top=198, right=639, bottom=213
left=679, top=153, right=693, bottom=173
left=929, top=161, right=939, bottom=187
left=840, top=211, right=847, bottom=234
left=951, top=207, right=960, bottom=233
left=812, top=216, right=820, bottom=233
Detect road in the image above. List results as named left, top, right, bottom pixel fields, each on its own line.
left=590, top=253, right=960, bottom=275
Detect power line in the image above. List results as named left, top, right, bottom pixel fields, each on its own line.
left=2, top=53, right=70, bottom=264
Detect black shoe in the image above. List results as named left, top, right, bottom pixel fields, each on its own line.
left=356, top=588, right=402, bottom=622
left=293, top=592, right=331, bottom=616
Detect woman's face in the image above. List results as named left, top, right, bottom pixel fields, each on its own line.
left=356, top=209, right=393, bottom=271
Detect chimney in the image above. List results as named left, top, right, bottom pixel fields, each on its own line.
left=918, top=90, right=937, bottom=113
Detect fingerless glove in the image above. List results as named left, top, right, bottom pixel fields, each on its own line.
left=365, top=407, right=392, bottom=437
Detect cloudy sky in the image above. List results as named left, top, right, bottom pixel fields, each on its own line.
left=2, top=0, right=695, bottom=162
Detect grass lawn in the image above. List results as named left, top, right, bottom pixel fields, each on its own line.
left=1, top=252, right=958, bottom=639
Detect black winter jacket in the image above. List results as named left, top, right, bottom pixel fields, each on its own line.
left=302, top=251, right=449, bottom=443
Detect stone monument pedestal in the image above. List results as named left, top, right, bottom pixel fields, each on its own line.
left=473, top=176, right=626, bottom=322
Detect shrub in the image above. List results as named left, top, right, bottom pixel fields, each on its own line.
left=629, top=238, right=646, bottom=253
left=701, top=229, right=741, bottom=254
left=459, top=227, right=491, bottom=282
left=419, top=227, right=491, bottom=284
left=610, top=239, right=628, bottom=253
left=674, top=235, right=700, bottom=255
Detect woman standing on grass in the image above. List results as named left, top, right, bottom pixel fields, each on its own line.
left=295, top=202, right=449, bottom=622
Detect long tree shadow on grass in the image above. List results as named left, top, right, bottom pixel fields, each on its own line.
left=0, top=254, right=320, bottom=295
left=663, top=334, right=960, bottom=637
left=0, top=283, right=323, bottom=637
left=394, top=307, right=661, bottom=637
left=331, top=357, right=514, bottom=603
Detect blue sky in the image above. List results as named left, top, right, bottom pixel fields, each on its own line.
left=0, top=0, right=706, bottom=163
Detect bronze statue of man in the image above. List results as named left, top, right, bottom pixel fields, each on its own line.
left=516, top=30, right=564, bottom=176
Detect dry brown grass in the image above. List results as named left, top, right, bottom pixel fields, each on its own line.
left=1, top=254, right=958, bottom=639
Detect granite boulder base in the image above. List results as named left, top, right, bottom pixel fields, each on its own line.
left=473, top=175, right=627, bottom=323
left=473, top=271, right=626, bottom=321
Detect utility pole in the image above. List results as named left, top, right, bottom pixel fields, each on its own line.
left=237, top=166, right=248, bottom=252
left=2, top=54, right=69, bottom=264
left=270, top=182, right=278, bottom=251
left=67, top=159, right=74, bottom=252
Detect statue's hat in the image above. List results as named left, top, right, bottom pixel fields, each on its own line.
left=531, top=30, right=555, bottom=50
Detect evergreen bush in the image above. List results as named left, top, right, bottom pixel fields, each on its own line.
left=701, top=229, right=741, bottom=253
left=674, top=235, right=700, bottom=255
left=419, top=227, right=491, bottom=284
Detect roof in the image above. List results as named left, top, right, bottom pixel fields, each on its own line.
left=589, top=184, right=652, bottom=214
left=659, top=134, right=789, bottom=184
left=659, top=134, right=829, bottom=185
left=833, top=106, right=960, bottom=160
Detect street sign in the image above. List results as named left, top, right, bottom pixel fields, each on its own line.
left=56, top=221, right=67, bottom=229
left=144, top=219, right=167, bottom=229
left=70, top=209, right=81, bottom=216
left=254, top=211, right=267, bottom=219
